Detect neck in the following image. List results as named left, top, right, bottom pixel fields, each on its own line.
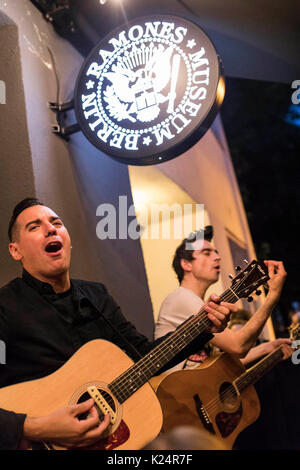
left=30, top=270, right=70, bottom=293
left=181, top=277, right=209, bottom=299
left=47, top=274, right=71, bottom=293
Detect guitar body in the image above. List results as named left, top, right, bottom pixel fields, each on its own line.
left=150, top=353, right=260, bottom=449
left=0, top=261, right=270, bottom=450
left=0, top=340, right=163, bottom=450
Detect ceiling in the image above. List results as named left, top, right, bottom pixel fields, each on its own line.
left=44, top=0, right=300, bottom=84
left=177, top=0, right=300, bottom=83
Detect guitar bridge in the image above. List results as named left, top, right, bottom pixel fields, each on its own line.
left=193, top=394, right=215, bottom=434
left=87, top=385, right=117, bottom=424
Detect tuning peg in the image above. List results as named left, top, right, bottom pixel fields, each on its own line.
left=247, top=296, right=253, bottom=302
left=243, top=259, right=249, bottom=265
left=255, top=289, right=262, bottom=296
left=228, top=274, right=234, bottom=279
left=235, top=266, right=241, bottom=272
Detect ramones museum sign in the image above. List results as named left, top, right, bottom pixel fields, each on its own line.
left=74, top=15, right=225, bottom=165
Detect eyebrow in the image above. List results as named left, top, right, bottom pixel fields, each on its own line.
left=25, top=216, right=62, bottom=230
left=201, top=247, right=219, bottom=254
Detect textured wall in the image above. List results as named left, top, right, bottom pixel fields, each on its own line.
left=0, top=1, right=154, bottom=338
left=0, top=11, right=36, bottom=284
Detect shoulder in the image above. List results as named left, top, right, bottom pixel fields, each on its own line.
left=0, top=277, right=25, bottom=301
left=0, top=278, right=25, bottom=333
left=160, top=287, right=203, bottom=314
left=155, top=287, right=204, bottom=338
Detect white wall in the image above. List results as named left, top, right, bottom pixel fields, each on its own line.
left=0, top=0, right=155, bottom=337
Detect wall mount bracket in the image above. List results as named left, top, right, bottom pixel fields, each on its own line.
left=48, top=98, right=80, bottom=141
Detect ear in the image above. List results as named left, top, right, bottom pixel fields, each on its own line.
left=180, top=258, right=192, bottom=273
left=8, top=242, right=23, bottom=262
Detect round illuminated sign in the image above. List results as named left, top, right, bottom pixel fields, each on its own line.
left=74, top=15, right=225, bottom=165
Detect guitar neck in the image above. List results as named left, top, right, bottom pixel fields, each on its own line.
left=234, top=346, right=284, bottom=393
left=109, top=288, right=238, bottom=403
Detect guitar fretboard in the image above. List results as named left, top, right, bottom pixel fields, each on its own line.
left=234, top=346, right=284, bottom=392
left=109, top=288, right=237, bottom=403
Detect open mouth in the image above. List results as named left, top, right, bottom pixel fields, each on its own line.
left=45, top=241, right=63, bottom=254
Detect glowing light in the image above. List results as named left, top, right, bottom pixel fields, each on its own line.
left=132, top=189, right=151, bottom=210
left=216, top=77, right=225, bottom=105
left=285, top=104, right=300, bottom=128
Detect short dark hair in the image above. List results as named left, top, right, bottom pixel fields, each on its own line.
left=8, top=197, right=45, bottom=242
left=172, top=226, right=214, bottom=284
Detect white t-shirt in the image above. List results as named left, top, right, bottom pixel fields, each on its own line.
left=155, top=287, right=210, bottom=371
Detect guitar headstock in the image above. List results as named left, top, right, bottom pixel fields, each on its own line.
left=230, top=260, right=270, bottom=301
left=288, top=322, right=300, bottom=341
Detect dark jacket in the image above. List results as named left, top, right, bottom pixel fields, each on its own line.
left=0, top=272, right=212, bottom=449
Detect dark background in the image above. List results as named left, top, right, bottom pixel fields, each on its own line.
left=221, top=78, right=300, bottom=334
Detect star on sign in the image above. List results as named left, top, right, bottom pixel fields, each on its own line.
left=187, top=39, right=196, bottom=49
left=86, top=80, right=95, bottom=89
left=143, top=136, right=152, bottom=146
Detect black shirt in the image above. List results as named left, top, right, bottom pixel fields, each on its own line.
left=0, top=270, right=212, bottom=449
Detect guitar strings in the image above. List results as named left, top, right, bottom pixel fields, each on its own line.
left=113, top=266, right=282, bottom=427
left=110, top=304, right=217, bottom=393
left=110, top=302, right=226, bottom=400
left=198, top=346, right=284, bottom=414
left=112, top=300, right=241, bottom=401
left=110, top=289, right=240, bottom=401
left=203, top=328, right=298, bottom=417
left=110, top=290, right=234, bottom=391
left=216, top=329, right=297, bottom=409
left=202, top=347, right=284, bottom=417
left=110, top=269, right=250, bottom=400
left=202, top=269, right=281, bottom=412
left=110, top=266, right=258, bottom=401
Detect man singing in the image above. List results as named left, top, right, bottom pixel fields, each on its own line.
left=0, top=199, right=235, bottom=449
left=155, top=226, right=291, bottom=369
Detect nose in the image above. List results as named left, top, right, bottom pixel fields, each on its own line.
left=45, top=222, right=57, bottom=237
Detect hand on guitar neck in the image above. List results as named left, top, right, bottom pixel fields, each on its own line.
left=20, top=398, right=110, bottom=449
left=240, top=337, right=293, bottom=365
left=239, top=321, right=298, bottom=366
left=2, top=259, right=268, bottom=451
left=16, top=296, right=234, bottom=450
left=203, top=293, right=238, bottom=334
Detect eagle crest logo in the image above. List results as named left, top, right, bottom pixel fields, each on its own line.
left=102, top=44, right=181, bottom=124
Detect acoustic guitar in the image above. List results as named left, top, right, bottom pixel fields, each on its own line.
left=150, top=324, right=299, bottom=450
left=0, top=260, right=268, bottom=450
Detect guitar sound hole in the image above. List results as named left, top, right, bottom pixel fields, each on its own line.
left=77, top=389, right=116, bottom=421
left=219, top=382, right=238, bottom=408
